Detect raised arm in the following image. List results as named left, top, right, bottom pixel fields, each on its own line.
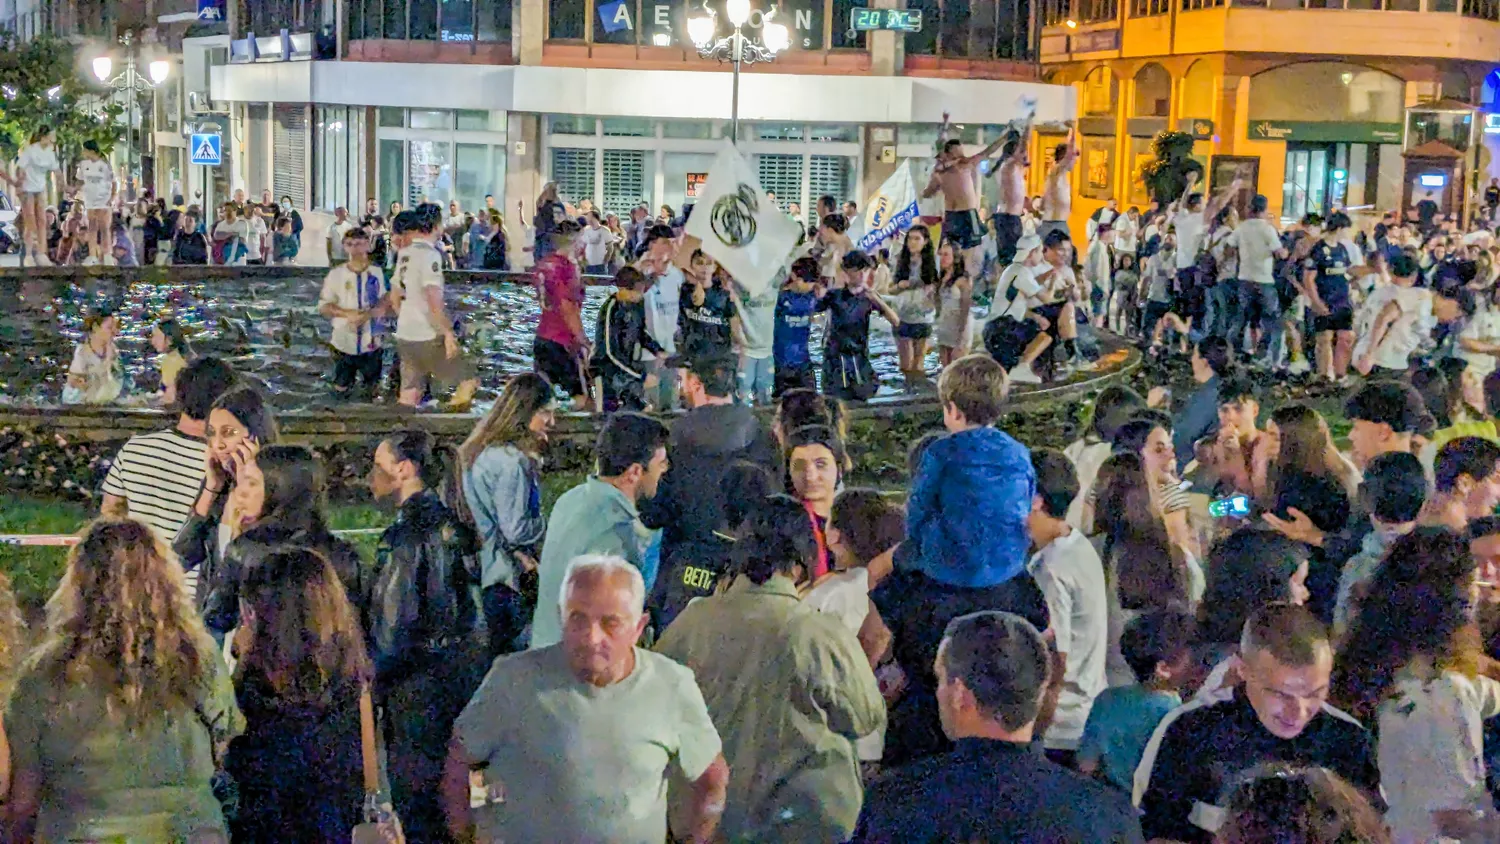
left=1203, top=176, right=1245, bottom=222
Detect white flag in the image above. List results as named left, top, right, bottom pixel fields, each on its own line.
left=850, top=160, right=921, bottom=255
left=685, top=143, right=801, bottom=297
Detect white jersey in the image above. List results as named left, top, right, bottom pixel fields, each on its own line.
left=77, top=159, right=115, bottom=210
left=393, top=239, right=446, bottom=342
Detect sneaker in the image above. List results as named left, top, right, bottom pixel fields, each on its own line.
left=34, top=252, right=53, bottom=267
left=1008, top=362, right=1042, bottom=384
left=81, top=256, right=99, bottom=267
left=1073, top=358, right=1098, bottom=373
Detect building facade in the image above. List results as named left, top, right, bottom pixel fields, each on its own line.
left=1037, top=0, right=1500, bottom=232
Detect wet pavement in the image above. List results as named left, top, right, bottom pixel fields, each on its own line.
left=0, top=272, right=942, bottom=411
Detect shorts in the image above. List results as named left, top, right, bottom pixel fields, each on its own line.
left=896, top=321, right=933, bottom=341
left=983, top=316, right=1042, bottom=370
left=332, top=348, right=384, bottom=392
left=533, top=336, right=585, bottom=397
left=1311, top=308, right=1354, bottom=334
left=992, top=213, right=1024, bottom=264
left=397, top=337, right=475, bottom=392
left=82, top=198, right=112, bottom=213
left=944, top=210, right=985, bottom=250
left=1035, top=302, right=1068, bottom=335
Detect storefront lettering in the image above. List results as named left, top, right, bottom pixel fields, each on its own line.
left=1253, top=121, right=1291, bottom=140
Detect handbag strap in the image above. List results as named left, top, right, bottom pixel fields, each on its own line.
left=359, top=683, right=379, bottom=795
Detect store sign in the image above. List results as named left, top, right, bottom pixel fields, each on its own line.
left=197, top=0, right=224, bottom=21
left=599, top=0, right=633, bottom=33
left=1250, top=121, right=1402, bottom=144
left=850, top=8, right=923, bottom=31
left=685, top=172, right=708, bottom=198
left=1178, top=117, right=1214, bottom=140
left=625, top=0, right=821, bottom=48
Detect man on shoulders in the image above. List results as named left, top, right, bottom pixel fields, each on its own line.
left=1134, top=603, right=1379, bottom=843
left=853, top=611, right=1143, bottom=843
left=531, top=412, right=670, bottom=650
left=642, top=354, right=780, bottom=628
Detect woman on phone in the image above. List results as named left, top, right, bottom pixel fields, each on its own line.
left=173, top=386, right=279, bottom=610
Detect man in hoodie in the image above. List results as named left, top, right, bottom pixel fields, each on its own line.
left=642, top=354, right=780, bottom=630
left=871, top=354, right=1052, bottom=766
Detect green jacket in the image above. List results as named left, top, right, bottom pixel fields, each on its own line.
left=656, top=575, right=885, bottom=842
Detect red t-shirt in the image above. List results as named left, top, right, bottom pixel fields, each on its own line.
left=534, top=254, right=585, bottom=350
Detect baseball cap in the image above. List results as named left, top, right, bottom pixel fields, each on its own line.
left=1014, top=234, right=1042, bottom=256
left=665, top=352, right=738, bottom=398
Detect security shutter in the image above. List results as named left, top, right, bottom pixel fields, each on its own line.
left=272, top=104, right=307, bottom=209
left=809, top=155, right=855, bottom=206
left=756, top=153, right=803, bottom=213
left=602, top=149, right=647, bottom=217
left=549, top=147, right=595, bottom=207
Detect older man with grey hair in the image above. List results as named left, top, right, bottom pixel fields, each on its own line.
left=444, top=554, right=729, bottom=844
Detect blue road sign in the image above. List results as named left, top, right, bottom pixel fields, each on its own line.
left=190, top=133, right=222, bottom=166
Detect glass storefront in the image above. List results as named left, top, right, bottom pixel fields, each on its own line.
left=315, top=105, right=368, bottom=213
left=376, top=108, right=508, bottom=214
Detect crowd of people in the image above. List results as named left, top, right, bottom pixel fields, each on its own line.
left=17, top=311, right=1500, bottom=842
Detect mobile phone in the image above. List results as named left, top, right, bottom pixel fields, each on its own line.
left=1209, top=494, right=1252, bottom=519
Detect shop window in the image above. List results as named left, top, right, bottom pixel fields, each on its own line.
left=456, top=143, right=491, bottom=212
left=411, top=110, right=454, bottom=130
left=409, top=0, right=440, bottom=38
left=602, top=117, right=653, bottom=137
left=831, top=0, right=869, bottom=48
left=549, top=115, right=596, bottom=135
left=476, top=0, right=513, bottom=40
left=550, top=0, right=587, bottom=38
left=551, top=148, right=596, bottom=205
left=593, top=0, right=638, bottom=44
left=603, top=150, right=650, bottom=216
left=1079, top=136, right=1112, bottom=200
left=458, top=110, right=506, bottom=131
left=1248, top=62, right=1403, bottom=124
left=409, top=140, right=453, bottom=205
left=379, top=108, right=406, bottom=128
left=380, top=139, right=405, bottom=210
left=381, top=0, right=408, bottom=38
left=662, top=120, right=717, bottom=139
left=898, top=124, right=941, bottom=148
left=907, top=0, right=1033, bottom=60
left=808, top=125, right=858, bottom=142
left=441, top=0, right=476, bottom=39
left=1130, top=0, right=1168, bottom=17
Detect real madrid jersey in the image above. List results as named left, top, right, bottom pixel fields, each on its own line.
left=394, top=239, right=446, bottom=342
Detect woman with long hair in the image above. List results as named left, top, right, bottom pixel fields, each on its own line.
left=887, top=226, right=939, bottom=389
left=1063, top=385, right=1146, bottom=527
left=63, top=311, right=123, bottom=405
left=152, top=317, right=194, bottom=406
left=225, top=548, right=373, bottom=843
left=1193, top=528, right=1311, bottom=697
left=1093, top=452, right=1190, bottom=613
left=785, top=425, right=848, bottom=583
left=174, top=385, right=279, bottom=608
left=8, top=125, right=59, bottom=266
left=201, top=445, right=368, bottom=642
left=932, top=240, right=974, bottom=369
left=1108, top=413, right=1200, bottom=561
left=1217, top=763, right=1392, bottom=844
left=1333, top=528, right=1500, bottom=842
left=1255, top=403, right=1361, bottom=504
left=5, top=518, right=243, bottom=841
left=459, top=372, right=556, bottom=656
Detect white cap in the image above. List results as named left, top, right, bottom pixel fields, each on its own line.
left=1015, top=234, right=1043, bottom=255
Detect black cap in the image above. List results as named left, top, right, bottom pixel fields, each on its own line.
left=666, top=352, right=737, bottom=398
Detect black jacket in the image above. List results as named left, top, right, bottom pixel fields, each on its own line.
left=369, top=490, right=482, bottom=686
left=173, top=501, right=230, bottom=617
left=173, top=231, right=209, bottom=265
left=641, top=404, right=778, bottom=626
left=195, top=520, right=370, bottom=637
left=591, top=294, right=661, bottom=381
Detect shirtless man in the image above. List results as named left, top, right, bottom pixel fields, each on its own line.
left=1039, top=123, right=1079, bottom=242
left=992, top=112, right=1035, bottom=266
left=922, top=111, right=1008, bottom=273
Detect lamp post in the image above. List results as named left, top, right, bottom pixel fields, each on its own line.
left=91, top=31, right=170, bottom=199
left=688, top=0, right=790, bottom=144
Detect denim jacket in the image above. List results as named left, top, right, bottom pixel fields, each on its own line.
left=461, top=444, right=546, bottom=591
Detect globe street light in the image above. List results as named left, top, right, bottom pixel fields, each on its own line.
left=91, top=31, right=169, bottom=200
left=688, top=1, right=789, bottom=144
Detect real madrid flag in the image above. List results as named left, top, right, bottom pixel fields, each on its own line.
left=685, top=142, right=802, bottom=297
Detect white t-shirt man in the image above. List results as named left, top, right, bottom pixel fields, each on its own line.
left=1355, top=284, right=1432, bottom=372
left=1459, top=303, right=1500, bottom=377
left=327, top=218, right=354, bottom=263
left=213, top=218, right=250, bottom=266
left=1028, top=528, right=1109, bottom=752
left=578, top=225, right=617, bottom=267
left=453, top=645, right=723, bottom=844
left=1173, top=209, right=1207, bottom=271
left=1232, top=217, right=1281, bottom=285
left=394, top=239, right=446, bottom=342
left=992, top=262, right=1043, bottom=323
left=17, top=143, right=59, bottom=194
left=642, top=264, right=685, bottom=356
left=319, top=263, right=390, bottom=356
left=77, top=158, right=114, bottom=210
left=244, top=215, right=268, bottom=262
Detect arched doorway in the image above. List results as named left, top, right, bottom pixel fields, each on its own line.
left=1180, top=60, right=1215, bottom=121
left=1133, top=63, right=1172, bottom=118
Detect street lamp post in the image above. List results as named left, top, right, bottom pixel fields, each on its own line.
left=688, top=0, right=790, bottom=144
left=91, top=32, right=170, bottom=200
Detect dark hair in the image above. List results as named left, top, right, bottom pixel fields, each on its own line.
left=1434, top=436, right=1500, bottom=494
left=1030, top=448, right=1078, bottom=520
left=1042, top=228, right=1071, bottom=252
left=551, top=218, right=582, bottom=246
left=1344, top=381, right=1428, bottom=434
left=156, top=318, right=192, bottom=357
left=1052, top=142, right=1069, bottom=162
left=1360, top=451, right=1427, bottom=523
left=1218, top=764, right=1392, bottom=844
left=733, top=494, right=817, bottom=585
left=177, top=357, right=238, bottom=421
left=785, top=425, right=848, bottom=493
left=1195, top=336, right=1234, bottom=378
left=841, top=249, right=874, bottom=272
left=1325, top=211, right=1352, bottom=232
left=776, top=389, right=847, bottom=446
left=722, top=461, right=776, bottom=534
left=210, top=386, right=279, bottom=445
left=1334, top=527, right=1479, bottom=722
left=684, top=355, right=738, bottom=399
left=789, top=256, right=821, bottom=285
left=614, top=265, right=647, bottom=291
left=1095, top=453, right=1184, bottom=610
left=908, top=430, right=945, bottom=479
left=942, top=138, right=964, bottom=154
left=1111, top=417, right=1166, bottom=457
left=829, top=489, right=905, bottom=566
left=1198, top=528, right=1311, bottom=646
left=595, top=412, right=669, bottom=477
left=940, top=611, right=1051, bottom=730
left=1390, top=252, right=1419, bottom=279
left=1409, top=365, right=1451, bottom=429
left=644, top=223, right=675, bottom=247
left=1274, top=472, right=1350, bottom=535
left=896, top=226, right=939, bottom=290
left=411, top=202, right=443, bottom=232
left=1249, top=194, right=1269, bottom=215
left=821, top=213, right=848, bottom=235
left=241, top=445, right=327, bottom=538
left=819, top=194, right=838, bottom=212
left=381, top=429, right=453, bottom=491
left=1218, top=373, right=1258, bottom=408
left=390, top=210, right=420, bottom=234
left=1121, top=607, right=1196, bottom=684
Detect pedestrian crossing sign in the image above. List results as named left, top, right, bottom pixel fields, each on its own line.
left=190, top=132, right=222, bottom=166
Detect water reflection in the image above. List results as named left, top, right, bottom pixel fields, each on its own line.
left=0, top=274, right=933, bottom=411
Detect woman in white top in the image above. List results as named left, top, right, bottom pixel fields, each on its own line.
left=63, top=312, right=122, bottom=405
left=8, top=126, right=60, bottom=266
left=212, top=202, right=251, bottom=266
left=932, top=240, right=973, bottom=366
left=243, top=206, right=269, bottom=265
left=887, top=226, right=939, bottom=390
left=1114, top=207, right=1140, bottom=256
left=1334, top=529, right=1500, bottom=844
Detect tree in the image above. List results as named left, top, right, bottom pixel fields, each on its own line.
left=0, top=31, right=123, bottom=163
left=1140, top=131, right=1204, bottom=206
